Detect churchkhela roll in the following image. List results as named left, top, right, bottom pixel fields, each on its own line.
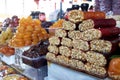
left=79, top=19, right=116, bottom=31
left=83, top=11, right=105, bottom=20
left=85, top=51, right=107, bottom=67
left=90, top=38, right=120, bottom=54
left=72, top=39, right=89, bottom=51
left=67, top=10, right=105, bottom=23
left=62, top=20, right=76, bottom=30
left=68, top=30, right=81, bottom=40
left=55, top=29, right=67, bottom=37
left=85, top=63, right=107, bottom=78
left=46, top=52, right=56, bottom=62
left=48, top=45, right=59, bottom=54
left=59, top=46, right=71, bottom=57
left=57, top=55, right=69, bottom=65
left=49, top=36, right=60, bottom=46
left=71, top=49, right=86, bottom=61
left=81, top=27, right=120, bottom=41
left=61, top=37, right=72, bottom=47
left=68, top=10, right=84, bottom=23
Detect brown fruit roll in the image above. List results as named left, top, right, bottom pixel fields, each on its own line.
left=86, top=51, right=107, bottom=67
left=81, top=27, right=120, bottom=41
left=61, top=37, right=72, bottom=47
left=59, top=46, right=71, bottom=57
left=84, top=11, right=105, bottom=20
left=79, top=18, right=116, bottom=31
left=72, top=39, right=89, bottom=51
left=62, top=20, right=76, bottom=30
left=55, top=29, right=67, bottom=37
left=68, top=30, right=81, bottom=40
left=49, top=36, right=60, bottom=46
left=90, top=38, right=120, bottom=54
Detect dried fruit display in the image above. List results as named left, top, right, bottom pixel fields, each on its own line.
left=0, top=27, right=13, bottom=45
left=0, top=45, right=15, bottom=56
left=9, top=16, right=49, bottom=47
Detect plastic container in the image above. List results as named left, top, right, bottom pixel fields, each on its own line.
left=22, top=55, right=47, bottom=68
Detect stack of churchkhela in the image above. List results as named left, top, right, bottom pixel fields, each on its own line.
left=46, top=10, right=120, bottom=79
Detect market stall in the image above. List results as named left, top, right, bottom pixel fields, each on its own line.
left=0, top=2, right=120, bottom=79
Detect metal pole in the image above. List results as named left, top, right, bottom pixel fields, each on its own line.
left=60, top=0, right=62, bottom=19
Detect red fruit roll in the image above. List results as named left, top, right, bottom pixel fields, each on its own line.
left=79, top=18, right=116, bottom=31
left=99, top=27, right=120, bottom=38
left=81, top=27, right=120, bottom=41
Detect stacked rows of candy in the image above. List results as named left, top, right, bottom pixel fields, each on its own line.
left=46, top=10, right=120, bottom=78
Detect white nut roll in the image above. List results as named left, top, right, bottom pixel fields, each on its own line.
left=81, top=29, right=101, bottom=41
left=68, top=10, right=84, bottom=23
left=49, top=36, right=60, bottom=45
left=62, top=20, right=76, bottom=30
left=46, top=52, right=56, bottom=62
left=59, top=46, right=71, bottom=57
left=48, top=45, right=59, bottom=54
left=79, top=19, right=94, bottom=31
left=86, top=51, right=107, bottom=67
left=72, top=39, right=89, bottom=51
left=85, top=63, right=107, bottom=77
left=76, top=60, right=85, bottom=70
left=57, top=55, right=69, bottom=65
left=61, top=37, right=72, bottom=47
left=55, top=29, right=67, bottom=37
left=68, top=30, right=81, bottom=40
left=90, top=39, right=112, bottom=53
left=71, top=49, right=86, bottom=61
left=68, top=59, right=78, bottom=68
